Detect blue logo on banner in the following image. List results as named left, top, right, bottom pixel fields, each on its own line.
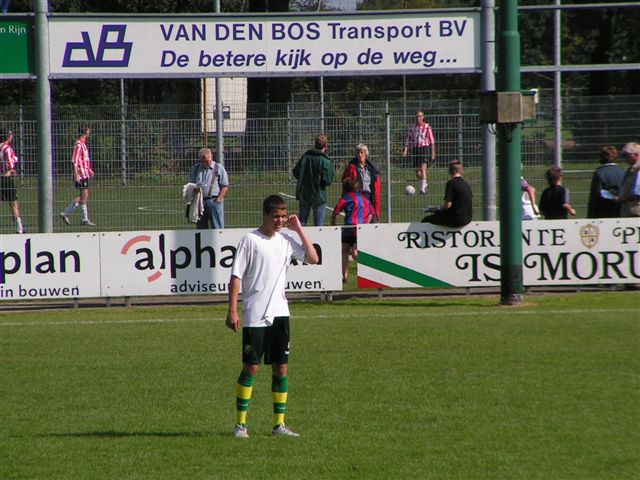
left=62, top=25, right=132, bottom=67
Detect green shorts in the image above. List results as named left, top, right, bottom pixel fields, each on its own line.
left=242, top=316, right=290, bottom=365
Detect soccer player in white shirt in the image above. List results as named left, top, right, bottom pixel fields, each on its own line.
left=402, top=110, right=436, bottom=194
left=0, top=130, right=25, bottom=234
left=226, top=194, right=319, bottom=438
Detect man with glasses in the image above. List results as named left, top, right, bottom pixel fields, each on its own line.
left=402, top=110, right=436, bottom=195
left=188, top=147, right=229, bottom=229
left=617, top=142, right=640, bottom=217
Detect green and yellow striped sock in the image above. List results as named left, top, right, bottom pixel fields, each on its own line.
left=235, top=371, right=255, bottom=426
left=272, top=375, right=288, bottom=427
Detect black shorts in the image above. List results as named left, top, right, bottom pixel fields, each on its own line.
left=0, top=176, right=17, bottom=202
left=242, top=316, right=290, bottom=365
left=75, top=178, right=90, bottom=189
left=410, top=146, right=429, bottom=168
left=341, top=226, right=357, bottom=246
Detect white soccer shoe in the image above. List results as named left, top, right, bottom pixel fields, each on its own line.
left=60, top=213, right=71, bottom=225
left=233, top=424, right=249, bottom=439
left=82, top=220, right=96, bottom=226
left=271, top=424, right=300, bottom=437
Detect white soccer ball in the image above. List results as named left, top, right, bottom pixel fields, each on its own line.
left=404, top=185, right=416, bottom=196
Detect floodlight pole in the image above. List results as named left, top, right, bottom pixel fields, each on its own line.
left=497, top=0, right=524, bottom=305
left=35, top=0, right=53, bottom=233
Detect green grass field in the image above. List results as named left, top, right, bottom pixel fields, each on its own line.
left=1, top=292, right=638, bottom=479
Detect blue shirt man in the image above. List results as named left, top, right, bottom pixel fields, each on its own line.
left=188, top=148, right=230, bottom=229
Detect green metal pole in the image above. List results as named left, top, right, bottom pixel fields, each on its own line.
left=497, top=0, right=524, bottom=305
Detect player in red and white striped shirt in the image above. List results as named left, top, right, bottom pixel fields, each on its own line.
left=402, top=111, right=436, bottom=194
left=60, top=127, right=96, bottom=226
left=1, top=130, right=25, bottom=233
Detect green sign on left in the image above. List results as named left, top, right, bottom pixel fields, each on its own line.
left=0, top=17, right=35, bottom=76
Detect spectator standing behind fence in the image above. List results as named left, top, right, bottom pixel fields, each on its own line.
left=342, top=143, right=381, bottom=222
left=188, top=147, right=229, bottom=229
left=1, top=130, right=25, bottom=234
left=587, top=146, right=625, bottom=218
left=226, top=195, right=319, bottom=439
left=331, top=177, right=374, bottom=283
left=616, top=142, right=640, bottom=217
left=60, top=127, right=95, bottom=226
left=292, top=134, right=335, bottom=226
left=521, top=176, right=540, bottom=220
left=402, top=110, right=435, bottom=195
left=421, top=160, right=472, bottom=228
left=539, top=166, right=576, bottom=219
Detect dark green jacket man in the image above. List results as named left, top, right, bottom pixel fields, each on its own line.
left=292, top=134, right=335, bottom=226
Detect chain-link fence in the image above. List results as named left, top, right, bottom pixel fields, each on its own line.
left=1, top=92, right=638, bottom=234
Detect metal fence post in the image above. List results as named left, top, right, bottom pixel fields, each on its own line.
left=287, top=102, right=292, bottom=181
left=385, top=101, right=392, bottom=223
left=319, top=76, right=325, bottom=133
left=215, top=0, right=224, bottom=166
left=35, top=0, right=53, bottom=233
left=553, top=0, right=562, bottom=167
left=358, top=101, right=363, bottom=142
left=482, top=0, right=497, bottom=221
left=19, top=105, right=24, bottom=183
left=458, top=98, right=464, bottom=160
left=120, top=79, right=127, bottom=186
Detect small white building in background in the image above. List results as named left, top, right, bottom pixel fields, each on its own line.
left=201, top=77, right=247, bottom=135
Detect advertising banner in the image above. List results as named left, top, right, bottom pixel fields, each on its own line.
left=1, top=227, right=341, bottom=301
left=0, top=16, right=34, bottom=78
left=48, top=11, right=480, bottom=78
left=0, top=233, right=102, bottom=300
left=357, top=219, right=640, bottom=288
left=100, top=228, right=342, bottom=297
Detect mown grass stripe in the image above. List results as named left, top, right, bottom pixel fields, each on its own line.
left=358, top=250, right=453, bottom=288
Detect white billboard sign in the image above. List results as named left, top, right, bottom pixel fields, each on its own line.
left=48, top=11, right=480, bottom=78
left=0, top=227, right=342, bottom=301
left=100, top=228, right=342, bottom=297
left=357, top=219, right=640, bottom=288
left=0, top=233, right=102, bottom=300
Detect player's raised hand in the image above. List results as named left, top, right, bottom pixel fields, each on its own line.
left=286, top=214, right=303, bottom=233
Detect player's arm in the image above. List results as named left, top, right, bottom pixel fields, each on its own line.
left=562, top=188, right=576, bottom=216
left=563, top=203, right=576, bottom=216
left=287, top=214, right=319, bottom=265
left=429, top=126, right=436, bottom=161
left=402, top=127, right=413, bottom=157
left=226, top=275, right=241, bottom=332
left=72, top=146, right=81, bottom=181
left=525, top=185, right=539, bottom=215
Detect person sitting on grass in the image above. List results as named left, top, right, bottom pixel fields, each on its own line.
left=331, top=177, right=374, bottom=283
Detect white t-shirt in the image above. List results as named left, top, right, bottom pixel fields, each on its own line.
left=231, top=229, right=306, bottom=327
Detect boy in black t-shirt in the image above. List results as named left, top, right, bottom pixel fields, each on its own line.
left=539, top=166, right=576, bottom=219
